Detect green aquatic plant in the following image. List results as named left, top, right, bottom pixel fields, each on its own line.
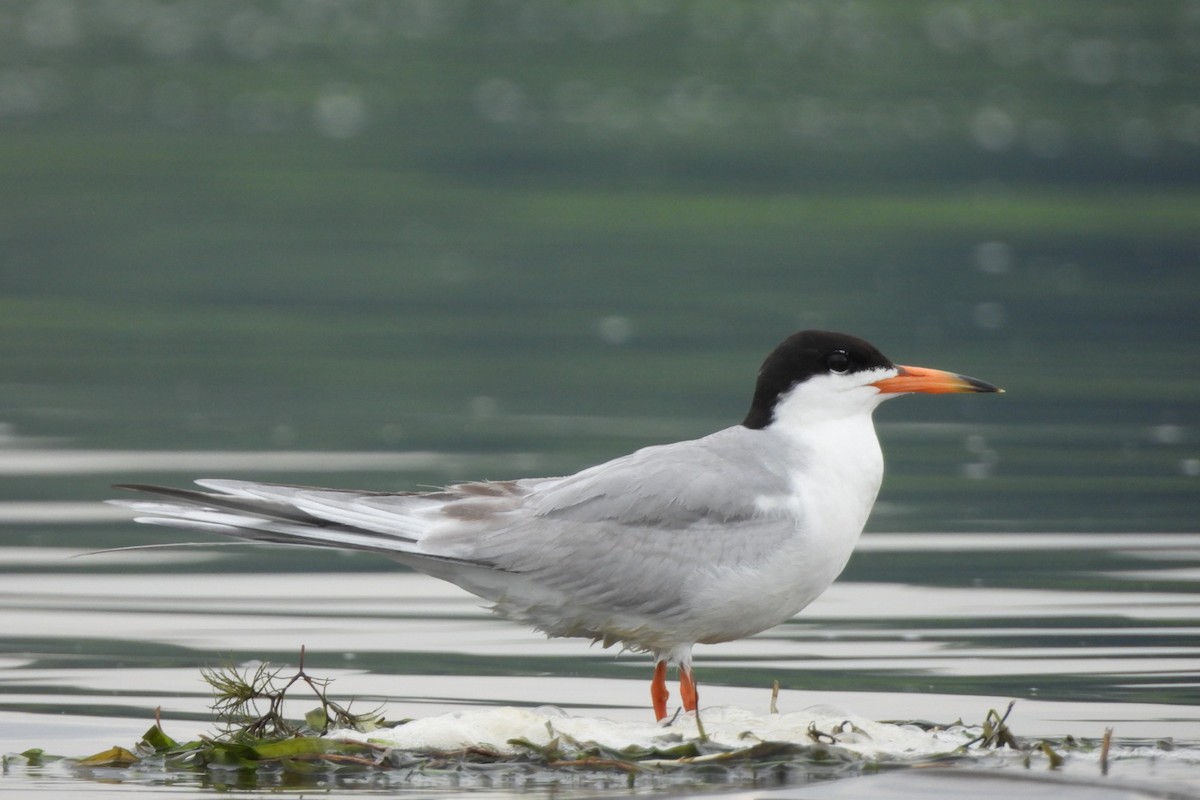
left=201, top=646, right=384, bottom=739
left=4, top=663, right=1134, bottom=790
left=52, top=653, right=392, bottom=774
left=964, top=700, right=1020, bottom=749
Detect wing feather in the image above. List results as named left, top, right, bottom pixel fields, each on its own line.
left=423, top=427, right=799, bottom=625
left=113, top=425, right=803, bottom=650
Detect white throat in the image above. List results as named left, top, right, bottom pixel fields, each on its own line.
left=762, top=368, right=898, bottom=573
left=768, top=367, right=896, bottom=430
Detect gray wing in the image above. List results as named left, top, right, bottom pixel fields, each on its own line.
left=421, top=426, right=799, bottom=622
left=530, top=427, right=790, bottom=527
left=113, top=426, right=801, bottom=642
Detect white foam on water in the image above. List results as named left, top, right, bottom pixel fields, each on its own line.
left=331, top=704, right=975, bottom=760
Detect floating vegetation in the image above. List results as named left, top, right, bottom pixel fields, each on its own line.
left=199, top=645, right=384, bottom=739
left=1, top=653, right=1187, bottom=792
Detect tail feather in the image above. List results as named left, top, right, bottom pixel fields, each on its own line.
left=110, top=482, right=499, bottom=570
left=195, top=479, right=436, bottom=540
left=112, top=499, right=407, bottom=554
left=114, top=482, right=329, bottom=526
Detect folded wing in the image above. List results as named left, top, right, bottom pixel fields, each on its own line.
left=112, top=426, right=800, bottom=650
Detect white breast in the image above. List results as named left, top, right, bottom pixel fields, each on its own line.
left=684, top=401, right=886, bottom=644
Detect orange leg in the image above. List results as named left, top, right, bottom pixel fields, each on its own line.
left=651, top=660, right=669, bottom=721
left=679, top=664, right=698, bottom=712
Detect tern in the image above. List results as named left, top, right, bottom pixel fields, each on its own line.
left=114, top=330, right=1001, bottom=721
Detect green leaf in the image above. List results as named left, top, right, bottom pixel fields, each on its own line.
left=164, top=748, right=209, bottom=770
left=304, top=707, right=329, bottom=730
left=251, top=737, right=344, bottom=760
left=76, top=746, right=140, bottom=767
left=6, top=748, right=63, bottom=767
left=139, top=724, right=178, bottom=753
left=205, top=740, right=260, bottom=768
left=1038, top=741, right=1065, bottom=769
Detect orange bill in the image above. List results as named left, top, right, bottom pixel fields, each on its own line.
left=871, top=365, right=1002, bottom=395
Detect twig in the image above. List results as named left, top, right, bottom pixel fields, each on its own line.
left=963, top=700, right=1018, bottom=749
left=1100, top=727, right=1113, bottom=776
left=770, top=680, right=779, bottom=714
left=806, top=722, right=838, bottom=745
left=202, top=645, right=381, bottom=739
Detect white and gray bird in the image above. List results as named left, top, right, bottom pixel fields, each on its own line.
left=113, top=330, right=1001, bottom=720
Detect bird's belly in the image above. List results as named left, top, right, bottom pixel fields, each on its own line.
left=490, top=594, right=699, bottom=654
left=482, top=567, right=809, bottom=655
left=703, top=568, right=846, bottom=643
left=691, top=529, right=859, bottom=643
left=514, top=529, right=855, bottom=653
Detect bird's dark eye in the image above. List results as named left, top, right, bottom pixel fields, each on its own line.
left=826, top=350, right=850, bottom=374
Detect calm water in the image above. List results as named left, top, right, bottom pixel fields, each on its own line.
left=2, top=447, right=1199, bottom=797
left=3, top=0, right=1200, bottom=796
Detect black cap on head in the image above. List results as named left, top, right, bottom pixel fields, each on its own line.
left=742, top=331, right=894, bottom=429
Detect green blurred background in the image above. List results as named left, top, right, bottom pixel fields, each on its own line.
left=1, top=0, right=1198, bottom=544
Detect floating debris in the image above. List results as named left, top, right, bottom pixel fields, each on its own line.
left=3, top=657, right=1194, bottom=792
